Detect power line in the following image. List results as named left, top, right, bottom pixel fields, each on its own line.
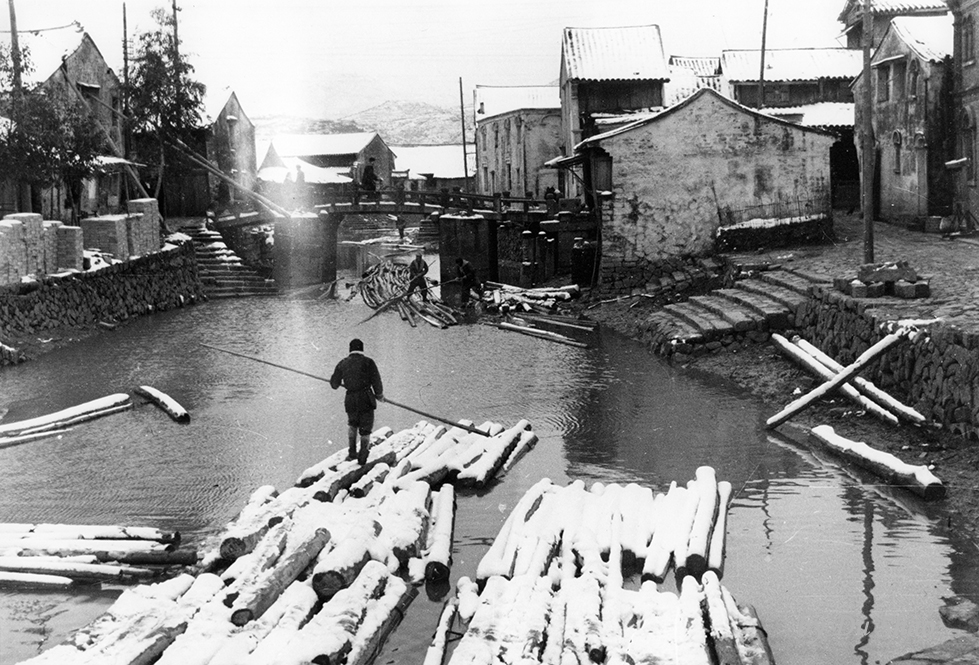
left=0, top=20, right=82, bottom=34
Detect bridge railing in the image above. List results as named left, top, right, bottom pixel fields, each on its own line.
left=320, top=186, right=552, bottom=215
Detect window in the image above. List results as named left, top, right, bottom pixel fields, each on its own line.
left=964, top=16, right=976, bottom=63
left=876, top=65, right=890, bottom=102
left=893, top=131, right=902, bottom=174
left=908, top=60, right=920, bottom=98
left=893, top=60, right=907, bottom=99
left=963, top=110, right=976, bottom=183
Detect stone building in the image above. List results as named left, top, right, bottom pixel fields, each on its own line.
left=839, top=0, right=949, bottom=49
left=390, top=144, right=474, bottom=192
left=853, top=14, right=954, bottom=224
left=947, top=0, right=979, bottom=228
left=473, top=85, right=561, bottom=197
left=562, top=88, right=835, bottom=281
left=204, top=87, right=257, bottom=208
left=559, top=25, right=670, bottom=200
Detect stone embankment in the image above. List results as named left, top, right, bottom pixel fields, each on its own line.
left=0, top=242, right=205, bottom=366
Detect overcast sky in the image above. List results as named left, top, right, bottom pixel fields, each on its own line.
left=5, top=0, right=849, bottom=119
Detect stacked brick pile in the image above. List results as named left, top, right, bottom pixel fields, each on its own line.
left=833, top=261, right=931, bottom=299
left=0, top=214, right=84, bottom=284
left=0, top=242, right=205, bottom=366
left=126, top=198, right=163, bottom=257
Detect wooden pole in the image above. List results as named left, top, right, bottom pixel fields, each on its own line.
left=862, top=0, right=875, bottom=262
left=459, top=77, right=470, bottom=192
left=758, top=0, right=769, bottom=108
left=766, top=330, right=906, bottom=429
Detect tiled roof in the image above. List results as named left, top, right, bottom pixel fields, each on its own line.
left=838, top=0, right=948, bottom=23
left=890, top=14, right=953, bottom=61
left=721, top=48, right=863, bottom=82
left=669, top=55, right=721, bottom=77
left=390, top=144, right=474, bottom=180
left=764, top=102, right=855, bottom=128
left=1, top=24, right=89, bottom=86
left=474, top=85, right=559, bottom=121
left=268, top=133, right=380, bottom=158
left=562, top=25, right=669, bottom=82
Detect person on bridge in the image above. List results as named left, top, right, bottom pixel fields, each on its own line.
left=361, top=157, right=380, bottom=200
left=405, top=252, right=430, bottom=302
left=330, top=338, right=384, bottom=465
left=455, top=257, right=482, bottom=306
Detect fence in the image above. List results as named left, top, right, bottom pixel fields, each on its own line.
left=716, top=191, right=831, bottom=227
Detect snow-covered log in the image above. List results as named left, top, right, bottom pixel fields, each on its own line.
left=702, top=571, right=740, bottom=665
left=767, top=330, right=908, bottom=428
left=229, top=525, right=332, bottom=626
left=771, top=333, right=899, bottom=425
left=0, top=570, right=81, bottom=589
left=135, top=385, right=190, bottom=423
left=810, top=424, right=945, bottom=500
left=0, top=537, right=197, bottom=566
left=618, top=483, right=655, bottom=566
left=425, top=485, right=455, bottom=583
left=562, top=574, right=605, bottom=663
left=707, top=481, right=733, bottom=578
left=721, top=586, right=776, bottom=665
left=500, top=428, right=539, bottom=474
left=683, top=466, right=719, bottom=578
left=0, top=522, right=178, bottom=543
left=457, top=421, right=535, bottom=488
left=676, top=576, right=713, bottom=665
left=0, top=393, right=133, bottom=437
left=446, top=575, right=509, bottom=664
left=312, top=520, right=380, bottom=600
left=670, top=481, right=704, bottom=576
left=376, top=481, right=430, bottom=567
left=349, top=463, right=391, bottom=498
left=422, top=599, right=458, bottom=665
left=296, top=427, right=395, bottom=487
left=346, top=575, right=417, bottom=665
left=795, top=337, right=926, bottom=424
left=0, top=555, right=155, bottom=582
left=456, top=576, right=480, bottom=623
left=476, top=478, right=554, bottom=582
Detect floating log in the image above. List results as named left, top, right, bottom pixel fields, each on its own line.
left=224, top=580, right=320, bottom=665
left=376, top=481, right=430, bottom=567
left=0, top=427, right=74, bottom=450
left=707, top=481, right=733, bottom=577
left=809, top=424, right=946, bottom=501
left=0, top=393, right=133, bottom=437
left=0, top=522, right=179, bottom=543
left=456, top=420, right=535, bottom=488
left=618, top=483, right=655, bottom=565
left=296, top=427, right=394, bottom=487
left=511, top=312, right=597, bottom=331
left=794, top=337, right=926, bottom=424
left=422, top=598, right=458, bottom=665
left=0, top=537, right=178, bottom=559
left=0, top=556, right=156, bottom=582
left=312, top=520, right=380, bottom=600
left=767, top=330, right=908, bottom=429
left=484, top=320, right=589, bottom=348
left=0, top=570, right=83, bottom=589
left=229, top=524, right=332, bottom=626
left=476, top=478, right=554, bottom=582
left=135, top=385, right=190, bottom=423
left=771, top=334, right=899, bottom=426
left=346, top=577, right=417, bottom=665
left=702, top=571, right=741, bottom=665
left=684, top=466, right=719, bottom=578
left=424, top=485, right=455, bottom=583
left=563, top=574, right=605, bottom=663
left=721, top=587, right=777, bottom=665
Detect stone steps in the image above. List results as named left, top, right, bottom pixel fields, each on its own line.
left=180, top=222, right=278, bottom=298
left=640, top=267, right=824, bottom=358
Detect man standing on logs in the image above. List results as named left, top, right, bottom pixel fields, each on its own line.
left=330, top=338, right=384, bottom=465
left=456, top=257, right=482, bottom=306
left=405, top=252, right=430, bottom=302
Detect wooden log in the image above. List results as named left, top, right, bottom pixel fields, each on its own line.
left=0, top=393, right=132, bottom=437
left=312, top=520, right=381, bottom=600
left=0, top=522, right=179, bottom=543
left=676, top=576, right=713, bottom=665
left=456, top=576, right=481, bottom=623
left=0, top=556, right=156, bottom=582
left=229, top=580, right=320, bottom=665
left=349, top=462, right=391, bottom=498
left=702, top=571, right=741, bottom=665
left=0, top=570, right=83, bottom=589
left=683, top=466, right=719, bottom=578
left=220, top=519, right=291, bottom=588
left=422, top=598, right=457, bottom=665
left=794, top=337, right=926, bottom=424
left=766, top=330, right=908, bottom=429
left=456, top=420, right=533, bottom=488
left=721, top=587, right=777, bottom=665
left=771, top=333, right=899, bottom=425
left=445, top=575, right=509, bottom=664
left=563, top=574, right=605, bottom=663
left=476, top=478, right=554, bottom=582
left=500, top=429, right=538, bottom=474
left=486, top=321, right=589, bottom=348
left=707, top=481, right=733, bottom=578
left=810, top=424, right=946, bottom=500
left=229, top=526, right=332, bottom=626
left=0, top=427, right=74, bottom=450
left=425, top=485, right=455, bottom=583
left=346, top=576, right=417, bottom=665
left=541, top=587, right=567, bottom=665
left=135, top=385, right=190, bottom=423
left=511, top=492, right=562, bottom=579
left=642, top=483, right=685, bottom=582
left=296, top=427, right=395, bottom=487
left=0, top=537, right=174, bottom=558
left=311, top=451, right=397, bottom=502
left=377, top=481, right=430, bottom=568
left=618, top=483, right=655, bottom=566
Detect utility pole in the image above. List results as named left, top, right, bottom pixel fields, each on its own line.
left=172, top=0, right=181, bottom=116
left=123, top=2, right=130, bottom=161
left=758, top=0, right=769, bottom=108
left=459, top=77, right=470, bottom=192
left=861, top=0, right=875, bottom=263
left=7, top=0, right=26, bottom=210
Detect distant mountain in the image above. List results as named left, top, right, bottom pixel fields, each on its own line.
left=253, top=99, right=476, bottom=147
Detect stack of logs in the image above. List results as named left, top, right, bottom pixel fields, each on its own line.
left=359, top=259, right=458, bottom=328
left=424, top=472, right=774, bottom=665
left=16, top=417, right=540, bottom=665
left=481, top=282, right=581, bottom=314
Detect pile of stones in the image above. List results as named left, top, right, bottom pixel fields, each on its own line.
left=833, top=261, right=930, bottom=299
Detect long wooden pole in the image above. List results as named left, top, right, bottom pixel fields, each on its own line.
left=862, top=0, right=875, bottom=262
left=766, top=330, right=906, bottom=429
left=199, top=343, right=490, bottom=437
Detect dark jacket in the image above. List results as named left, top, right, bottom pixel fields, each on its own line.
left=330, top=352, right=383, bottom=413
left=457, top=259, right=479, bottom=287
left=408, top=256, right=429, bottom=280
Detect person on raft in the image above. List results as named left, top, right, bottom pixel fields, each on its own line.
left=330, top=338, right=384, bottom=465
left=455, top=257, right=482, bottom=306
left=405, top=252, right=430, bottom=302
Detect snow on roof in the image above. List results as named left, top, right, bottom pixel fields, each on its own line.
left=669, top=55, right=721, bottom=77
left=257, top=157, right=352, bottom=184
left=890, top=14, right=953, bottom=62
left=763, top=102, right=855, bottom=128
left=203, top=86, right=234, bottom=125
left=474, top=85, right=559, bottom=120
left=562, top=25, right=669, bottom=82
left=721, top=48, right=863, bottom=82
left=391, top=144, right=475, bottom=179
left=838, top=0, right=948, bottom=23
left=269, top=132, right=380, bottom=158
left=1, top=23, right=88, bottom=86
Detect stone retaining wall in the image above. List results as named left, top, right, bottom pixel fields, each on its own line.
left=600, top=255, right=727, bottom=296
left=0, top=242, right=205, bottom=366
left=799, top=285, right=979, bottom=440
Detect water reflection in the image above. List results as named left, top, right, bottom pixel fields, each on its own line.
left=0, top=295, right=973, bottom=665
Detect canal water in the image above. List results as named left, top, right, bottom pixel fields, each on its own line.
left=0, top=283, right=976, bottom=664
